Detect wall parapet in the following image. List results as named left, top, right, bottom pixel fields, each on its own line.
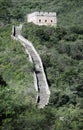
left=28, top=12, right=56, bottom=17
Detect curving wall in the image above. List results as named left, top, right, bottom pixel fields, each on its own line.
left=12, top=25, right=50, bottom=108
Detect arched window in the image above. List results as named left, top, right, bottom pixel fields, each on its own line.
left=39, top=19, right=41, bottom=22
left=45, top=20, right=47, bottom=22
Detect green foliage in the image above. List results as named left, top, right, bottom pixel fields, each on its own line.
left=0, top=75, right=7, bottom=86
left=21, top=22, right=83, bottom=130
left=0, top=0, right=83, bottom=130
left=0, top=0, right=12, bottom=23
left=0, top=25, right=37, bottom=129
left=0, top=0, right=83, bottom=27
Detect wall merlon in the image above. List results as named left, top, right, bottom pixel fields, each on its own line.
left=28, top=11, right=56, bottom=17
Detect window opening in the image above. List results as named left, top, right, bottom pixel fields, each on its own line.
left=45, top=20, right=47, bottom=22
left=39, top=19, right=41, bottom=22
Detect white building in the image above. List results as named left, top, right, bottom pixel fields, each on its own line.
left=27, top=12, right=57, bottom=26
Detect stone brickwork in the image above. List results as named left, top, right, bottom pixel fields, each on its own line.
left=18, top=35, right=50, bottom=108
left=12, top=25, right=50, bottom=108
left=27, top=12, right=57, bottom=26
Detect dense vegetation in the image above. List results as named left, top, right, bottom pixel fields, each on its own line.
left=0, top=0, right=83, bottom=130
left=0, top=25, right=37, bottom=129
left=0, top=0, right=83, bottom=26
left=22, top=22, right=83, bottom=129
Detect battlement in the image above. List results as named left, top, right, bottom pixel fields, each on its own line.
left=28, top=12, right=56, bottom=17
left=27, top=11, right=57, bottom=27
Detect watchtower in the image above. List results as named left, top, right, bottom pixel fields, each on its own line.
left=27, top=12, right=57, bottom=26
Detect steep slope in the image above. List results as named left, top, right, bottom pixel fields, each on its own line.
left=22, top=22, right=83, bottom=129
left=0, top=0, right=83, bottom=130
left=0, top=25, right=36, bottom=105
left=11, top=25, right=50, bottom=108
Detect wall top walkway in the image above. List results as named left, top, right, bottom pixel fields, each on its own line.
left=12, top=25, right=50, bottom=108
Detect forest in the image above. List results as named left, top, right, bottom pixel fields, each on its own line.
left=0, top=0, right=83, bottom=130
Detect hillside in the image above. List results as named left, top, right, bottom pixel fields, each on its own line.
left=0, top=0, right=83, bottom=130
left=0, top=0, right=83, bottom=27
left=22, top=22, right=83, bottom=128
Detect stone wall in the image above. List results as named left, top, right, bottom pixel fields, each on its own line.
left=11, top=24, right=50, bottom=108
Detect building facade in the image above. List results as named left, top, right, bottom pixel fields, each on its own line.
left=27, top=12, right=57, bottom=26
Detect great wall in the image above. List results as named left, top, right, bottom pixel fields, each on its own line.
left=11, top=11, right=57, bottom=108
left=11, top=24, right=50, bottom=108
